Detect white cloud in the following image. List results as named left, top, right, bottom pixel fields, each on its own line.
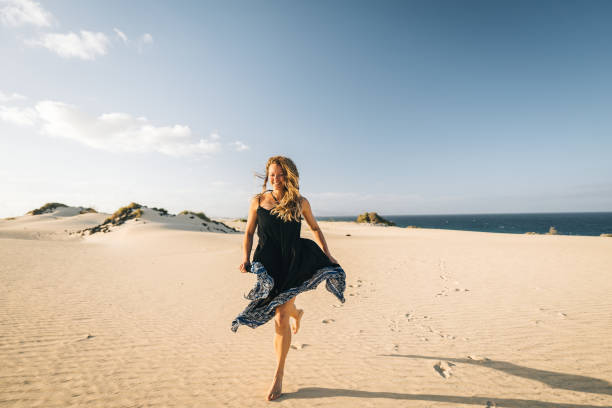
left=0, top=0, right=52, bottom=27
left=113, top=27, right=128, bottom=44
left=0, top=90, right=26, bottom=102
left=140, top=33, right=153, bottom=44
left=33, top=100, right=220, bottom=156
left=137, top=33, right=153, bottom=53
left=28, top=30, right=110, bottom=60
left=231, top=141, right=250, bottom=151
left=0, top=95, right=227, bottom=157
left=0, top=105, right=38, bottom=126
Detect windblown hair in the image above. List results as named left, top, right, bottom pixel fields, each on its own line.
left=256, top=156, right=302, bottom=222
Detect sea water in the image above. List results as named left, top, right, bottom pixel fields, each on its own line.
left=319, top=212, right=612, bottom=236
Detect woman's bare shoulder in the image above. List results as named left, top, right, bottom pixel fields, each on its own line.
left=300, top=195, right=311, bottom=211
left=249, top=194, right=261, bottom=209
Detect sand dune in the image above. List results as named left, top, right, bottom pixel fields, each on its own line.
left=1, top=213, right=611, bottom=407
left=0, top=204, right=236, bottom=240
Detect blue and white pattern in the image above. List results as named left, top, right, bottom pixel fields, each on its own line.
left=231, top=261, right=346, bottom=332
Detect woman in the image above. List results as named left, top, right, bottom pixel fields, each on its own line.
left=231, top=156, right=346, bottom=401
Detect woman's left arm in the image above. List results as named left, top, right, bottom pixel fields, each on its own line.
left=301, top=197, right=338, bottom=264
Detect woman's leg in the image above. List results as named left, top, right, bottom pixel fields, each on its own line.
left=267, top=299, right=293, bottom=400
left=288, top=298, right=304, bottom=334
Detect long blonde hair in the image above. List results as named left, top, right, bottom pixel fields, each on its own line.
left=256, top=156, right=302, bottom=222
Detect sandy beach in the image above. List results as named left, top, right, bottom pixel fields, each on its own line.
left=1, top=207, right=611, bottom=407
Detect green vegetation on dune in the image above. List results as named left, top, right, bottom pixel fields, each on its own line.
left=179, top=210, right=238, bottom=232
left=84, top=202, right=143, bottom=234
left=27, top=202, right=68, bottom=215
left=179, top=210, right=211, bottom=222
left=151, top=207, right=169, bottom=216
left=27, top=203, right=97, bottom=216
left=103, top=202, right=143, bottom=225
left=79, top=208, right=97, bottom=214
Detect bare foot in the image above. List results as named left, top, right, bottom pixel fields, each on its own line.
left=291, top=309, right=304, bottom=334
left=266, top=373, right=283, bottom=401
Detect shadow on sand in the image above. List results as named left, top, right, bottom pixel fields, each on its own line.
left=279, top=387, right=609, bottom=408
left=272, top=354, right=612, bottom=407
left=379, top=354, right=612, bottom=396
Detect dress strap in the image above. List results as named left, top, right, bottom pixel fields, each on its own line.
left=267, top=190, right=280, bottom=204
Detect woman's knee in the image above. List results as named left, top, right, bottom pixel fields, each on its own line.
left=274, top=308, right=291, bottom=327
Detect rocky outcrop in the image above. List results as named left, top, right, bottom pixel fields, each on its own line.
left=356, top=212, right=395, bottom=226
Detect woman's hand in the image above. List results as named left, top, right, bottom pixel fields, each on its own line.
left=239, top=261, right=251, bottom=273
left=327, top=254, right=338, bottom=264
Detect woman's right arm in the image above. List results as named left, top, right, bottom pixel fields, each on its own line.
left=239, top=197, right=259, bottom=273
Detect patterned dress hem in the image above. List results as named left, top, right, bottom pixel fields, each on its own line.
left=231, top=261, right=346, bottom=332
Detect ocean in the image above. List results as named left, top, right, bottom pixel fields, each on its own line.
left=319, top=212, right=612, bottom=236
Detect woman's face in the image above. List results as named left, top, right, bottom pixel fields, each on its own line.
left=268, top=163, right=286, bottom=190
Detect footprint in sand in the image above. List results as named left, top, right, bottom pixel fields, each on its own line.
left=290, top=343, right=309, bottom=350
left=436, top=288, right=449, bottom=297
left=388, top=319, right=400, bottom=332
left=423, top=325, right=457, bottom=341
left=539, top=307, right=567, bottom=319
left=434, top=361, right=455, bottom=378
left=76, top=334, right=95, bottom=342
left=321, top=319, right=335, bottom=324
left=438, top=287, right=469, bottom=296
left=467, top=354, right=490, bottom=362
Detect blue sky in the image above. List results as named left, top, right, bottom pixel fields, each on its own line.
left=1, top=0, right=611, bottom=218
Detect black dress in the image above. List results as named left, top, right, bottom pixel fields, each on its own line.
left=231, top=192, right=346, bottom=332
